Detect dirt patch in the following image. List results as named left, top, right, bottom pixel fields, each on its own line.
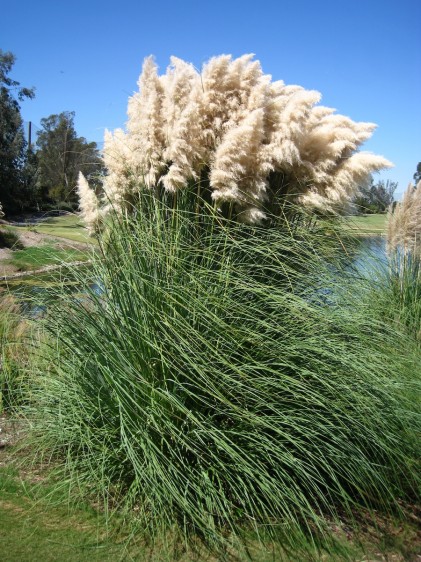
left=0, top=499, right=28, bottom=515
left=18, top=230, right=47, bottom=247
left=0, top=415, right=25, bottom=452
left=0, top=248, right=13, bottom=259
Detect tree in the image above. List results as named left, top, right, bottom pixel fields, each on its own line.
left=413, top=162, right=421, bottom=185
left=36, top=111, right=104, bottom=205
left=354, top=178, right=397, bottom=213
left=0, top=50, right=35, bottom=214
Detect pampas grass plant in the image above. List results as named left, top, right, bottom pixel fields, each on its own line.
left=24, top=53, right=419, bottom=559
left=388, top=180, right=421, bottom=255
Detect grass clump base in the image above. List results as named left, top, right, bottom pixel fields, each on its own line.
left=24, top=194, right=420, bottom=558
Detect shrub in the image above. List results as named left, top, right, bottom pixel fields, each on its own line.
left=55, top=200, right=78, bottom=212
left=40, top=201, right=78, bottom=213
left=0, top=228, right=23, bottom=249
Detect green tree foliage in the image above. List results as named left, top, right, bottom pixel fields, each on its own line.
left=0, top=50, right=35, bottom=214
left=413, top=162, right=421, bottom=185
left=354, top=178, right=397, bottom=213
left=36, top=111, right=104, bottom=205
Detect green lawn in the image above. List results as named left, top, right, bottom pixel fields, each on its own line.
left=1, top=462, right=418, bottom=562
left=5, top=245, right=89, bottom=272
left=343, top=213, right=387, bottom=235
left=0, top=468, right=131, bottom=562
left=30, top=214, right=92, bottom=244
left=8, top=213, right=387, bottom=243
left=1, top=216, right=94, bottom=287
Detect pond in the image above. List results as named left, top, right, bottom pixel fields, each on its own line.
left=349, top=235, right=387, bottom=277
left=0, top=266, right=100, bottom=317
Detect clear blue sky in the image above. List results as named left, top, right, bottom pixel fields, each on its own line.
left=3, top=0, right=421, bottom=198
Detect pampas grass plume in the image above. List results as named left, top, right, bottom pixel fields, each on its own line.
left=77, top=172, right=99, bottom=234
left=80, top=54, right=392, bottom=228
left=388, top=180, right=421, bottom=254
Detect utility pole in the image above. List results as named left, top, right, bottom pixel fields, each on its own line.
left=27, top=121, right=32, bottom=154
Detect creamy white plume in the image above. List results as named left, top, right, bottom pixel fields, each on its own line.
left=79, top=54, right=392, bottom=227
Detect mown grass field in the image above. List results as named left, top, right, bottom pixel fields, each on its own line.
left=5, top=245, right=89, bottom=272
left=343, top=213, right=387, bottom=235
left=31, top=214, right=93, bottom=244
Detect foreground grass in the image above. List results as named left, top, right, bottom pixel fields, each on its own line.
left=0, top=459, right=419, bottom=562
left=0, top=466, right=131, bottom=562
left=343, top=213, right=387, bottom=235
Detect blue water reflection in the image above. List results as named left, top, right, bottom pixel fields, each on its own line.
left=350, top=236, right=387, bottom=278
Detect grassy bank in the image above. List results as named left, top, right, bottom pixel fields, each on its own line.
left=0, top=214, right=94, bottom=282
left=4, top=244, right=89, bottom=272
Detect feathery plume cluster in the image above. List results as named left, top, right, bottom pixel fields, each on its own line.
left=0, top=203, right=4, bottom=218
left=77, top=172, right=99, bottom=234
left=388, top=181, right=421, bottom=255
left=79, top=54, right=392, bottom=228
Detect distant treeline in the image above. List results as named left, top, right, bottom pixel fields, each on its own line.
left=0, top=49, right=104, bottom=216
